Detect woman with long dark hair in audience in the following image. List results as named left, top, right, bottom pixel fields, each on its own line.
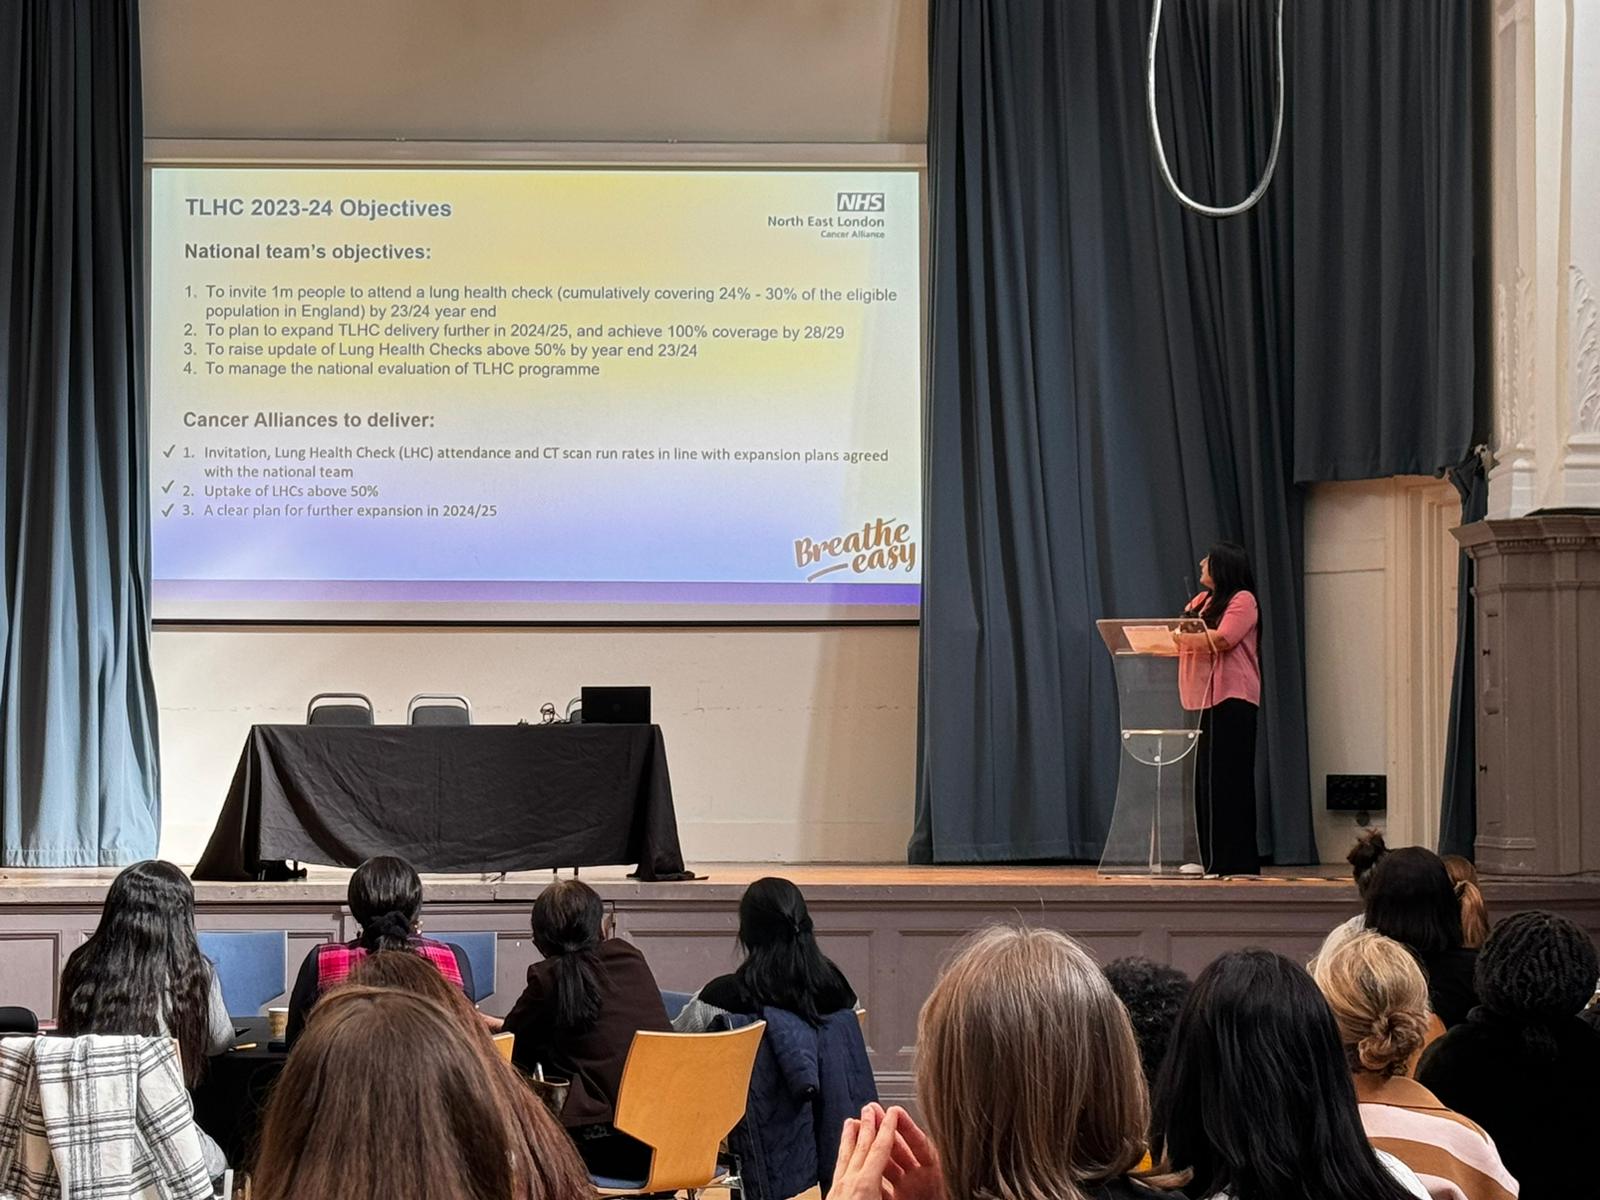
left=253, top=986, right=589, bottom=1200
left=1174, top=542, right=1261, bottom=877
left=1153, top=948, right=1428, bottom=1199
left=285, top=855, right=473, bottom=1043
left=1363, top=847, right=1478, bottom=1027
left=1419, top=911, right=1600, bottom=1199
left=675, top=876, right=856, bottom=1030
left=826, top=925, right=1176, bottom=1200
left=498, top=878, right=671, bottom=1178
left=1314, top=932, right=1518, bottom=1200
left=58, top=860, right=234, bottom=1179
left=1440, top=856, right=1490, bottom=950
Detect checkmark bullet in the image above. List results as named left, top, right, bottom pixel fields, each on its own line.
left=161, top=480, right=175, bottom=494
left=162, top=444, right=176, bottom=458
left=161, top=504, right=174, bottom=518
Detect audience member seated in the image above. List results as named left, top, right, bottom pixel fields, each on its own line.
left=1102, top=957, right=1191, bottom=1091
left=674, top=876, right=856, bottom=1032
left=1363, top=847, right=1478, bottom=1028
left=1153, top=948, right=1429, bottom=1199
left=348, top=948, right=494, bottom=1032
left=1440, top=857, right=1489, bottom=950
left=1313, top=931, right=1518, bottom=1200
left=57, top=859, right=234, bottom=1180
left=498, top=879, right=671, bottom=1180
left=826, top=924, right=1178, bottom=1200
left=286, top=855, right=473, bottom=1043
left=252, top=985, right=588, bottom=1200
left=1418, top=911, right=1600, bottom=1200
left=1315, top=830, right=1389, bottom=967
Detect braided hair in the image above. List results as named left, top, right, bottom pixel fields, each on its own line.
left=1476, top=910, right=1598, bottom=1059
left=530, top=879, right=606, bottom=1031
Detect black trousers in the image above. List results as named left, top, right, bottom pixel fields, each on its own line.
left=1196, top=698, right=1260, bottom=875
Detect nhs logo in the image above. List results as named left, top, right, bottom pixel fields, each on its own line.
left=836, top=192, right=886, bottom=212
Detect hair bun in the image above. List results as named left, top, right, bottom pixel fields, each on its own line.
left=1357, top=1009, right=1426, bottom=1074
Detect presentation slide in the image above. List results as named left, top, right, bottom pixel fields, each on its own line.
left=148, top=166, right=921, bottom=621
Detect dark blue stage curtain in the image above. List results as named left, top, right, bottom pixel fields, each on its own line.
left=912, top=0, right=1481, bottom=865
left=1439, top=451, right=1488, bottom=860
left=0, top=0, right=160, bottom=865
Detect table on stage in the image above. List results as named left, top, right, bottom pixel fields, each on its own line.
left=191, top=723, right=688, bottom=882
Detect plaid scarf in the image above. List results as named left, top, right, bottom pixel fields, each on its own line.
left=0, top=1036, right=213, bottom=1200
left=314, top=937, right=464, bottom=995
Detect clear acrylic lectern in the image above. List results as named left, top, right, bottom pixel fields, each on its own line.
left=1095, top=617, right=1218, bottom=875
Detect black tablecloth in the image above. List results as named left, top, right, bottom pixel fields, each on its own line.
left=194, top=1017, right=284, bottom=1167
left=192, top=724, right=687, bottom=881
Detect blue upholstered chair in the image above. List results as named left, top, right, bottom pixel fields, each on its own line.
left=660, top=989, right=694, bottom=1021
left=432, top=931, right=497, bottom=1003
left=196, top=930, right=289, bottom=1016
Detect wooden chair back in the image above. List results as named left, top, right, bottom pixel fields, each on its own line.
left=611, top=1022, right=765, bottom=1192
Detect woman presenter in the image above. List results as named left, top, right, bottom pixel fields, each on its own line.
left=1175, top=541, right=1261, bottom=877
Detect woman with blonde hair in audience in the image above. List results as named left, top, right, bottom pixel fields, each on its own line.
left=252, top=985, right=588, bottom=1200
left=1440, top=857, right=1489, bottom=950
left=826, top=924, right=1176, bottom=1200
left=1153, top=949, right=1428, bottom=1200
left=1313, top=931, right=1518, bottom=1200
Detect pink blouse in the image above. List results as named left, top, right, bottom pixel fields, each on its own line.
left=1178, top=590, right=1261, bottom=711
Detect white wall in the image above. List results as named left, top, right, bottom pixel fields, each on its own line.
left=153, top=626, right=920, bottom=864
left=1302, top=478, right=1461, bottom=862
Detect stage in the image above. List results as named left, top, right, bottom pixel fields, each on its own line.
left=5, top=863, right=1598, bottom=1101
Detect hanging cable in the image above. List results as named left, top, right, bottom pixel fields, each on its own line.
left=1146, top=0, right=1286, bottom=218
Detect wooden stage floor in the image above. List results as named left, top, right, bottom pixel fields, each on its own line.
left=0, top=860, right=1358, bottom=903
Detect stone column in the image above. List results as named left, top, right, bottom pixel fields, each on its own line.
left=1454, top=517, right=1600, bottom=875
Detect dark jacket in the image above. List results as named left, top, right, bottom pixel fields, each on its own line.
left=1418, top=1006, right=1600, bottom=1199
left=501, top=938, right=672, bottom=1127
left=1417, top=946, right=1479, bottom=1029
left=719, top=1007, right=877, bottom=1200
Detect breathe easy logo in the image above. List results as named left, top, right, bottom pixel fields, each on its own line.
left=836, top=192, right=886, bottom=212
left=794, top=517, right=917, bottom=581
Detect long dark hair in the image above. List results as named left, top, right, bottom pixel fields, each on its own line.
left=734, top=877, right=837, bottom=1024
left=530, top=879, right=605, bottom=1031
left=1199, top=541, right=1257, bottom=630
left=1363, top=846, right=1463, bottom=955
left=59, top=861, right=213, bottom=1086
left=253, top=987, right=590, bottom=1200
left=1152, top=949, right=1414, bottom=1200
left=348, top=856, right=423, bottom=952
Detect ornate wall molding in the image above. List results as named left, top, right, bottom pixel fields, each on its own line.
left=1495, top=269, right=1537, bottom=453
left=1572, top=264, right=1600, bottom=435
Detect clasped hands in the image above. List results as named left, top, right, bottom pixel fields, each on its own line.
left=826, top=1103, right=946, bottom=1200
